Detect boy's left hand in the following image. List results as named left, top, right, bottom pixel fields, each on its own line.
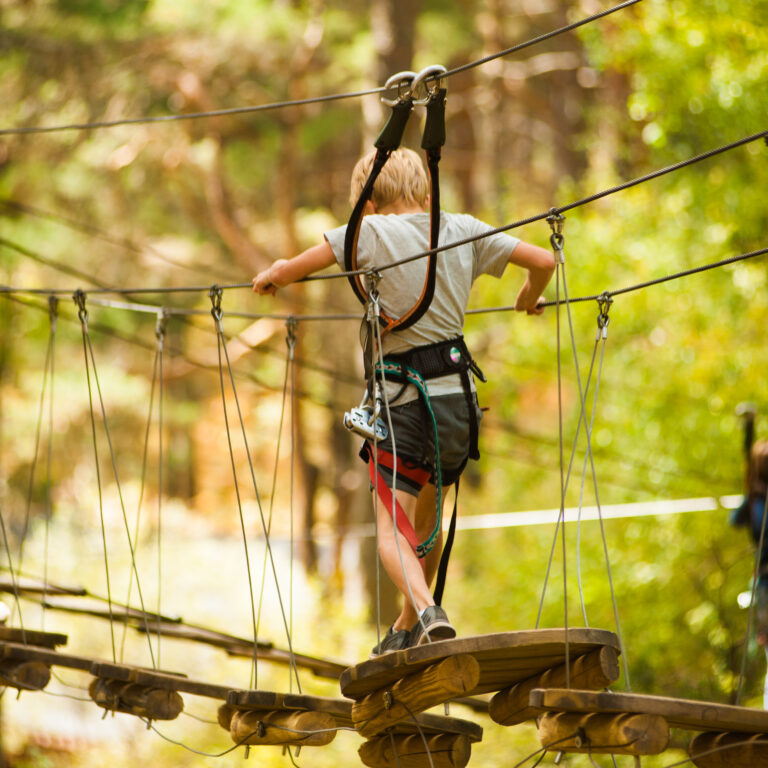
left=253, top=269, right=277, bottom=296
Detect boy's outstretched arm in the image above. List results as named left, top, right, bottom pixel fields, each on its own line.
left=252, top=242, right=336, bottom=296
left=508, top=241, right=556, bottom=315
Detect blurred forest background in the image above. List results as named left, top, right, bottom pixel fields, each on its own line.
left=0, top=0, right=767, bottom=766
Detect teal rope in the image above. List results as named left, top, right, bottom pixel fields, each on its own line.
left=376, top=362, right=442, bottom=557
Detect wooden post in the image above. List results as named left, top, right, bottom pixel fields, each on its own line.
left=359, top=732, right=472, bottom=768
left=489, top=646, right=620, bottom=725
left=689, top=731, right=768, bottom=767
left=538, top=711, right=669, bottom=756
left=352, top=654, right=480, bottom=738
left=88, top=677, right=183, bottom=720
left=229, top=708, right=337, bottom=747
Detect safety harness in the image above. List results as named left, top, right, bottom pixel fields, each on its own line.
left=344, top=67, right=482, bottom=606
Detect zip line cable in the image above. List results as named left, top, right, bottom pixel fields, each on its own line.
left=0, top=0, right=641, bottom=138
left=441, top=0, right=643, bottom=80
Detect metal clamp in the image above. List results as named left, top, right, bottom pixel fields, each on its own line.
left=411, top=64, right=447, bottom=104
left=155, top=309, right=169, bottom=347
left=546, top=209, right=566, bottom=263
left=208, top=285, right=223, bottom=322
left=285, top=316, right=298, bottom=359
left=48, top=295, right=59, bottom=332
left=381, top=70, right=416, bottom=106
left=73, top=289, right=88, bottom=325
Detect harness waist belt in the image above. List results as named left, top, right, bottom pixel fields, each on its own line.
left=380, top=335, right=485, bottom=383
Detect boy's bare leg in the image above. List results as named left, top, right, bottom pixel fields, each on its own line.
left=375, top=488, right=433, bottom=631
left=375, top=483, right=448, bottom=631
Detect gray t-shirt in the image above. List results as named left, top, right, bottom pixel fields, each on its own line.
left=325, top=211, right=519, bottom=400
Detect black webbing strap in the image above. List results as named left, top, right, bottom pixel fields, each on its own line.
left=343, top=88, right=447, bottom=336
left=344, top=100, right=413, bottom=304
left=433, top=478, right=459, bottom=606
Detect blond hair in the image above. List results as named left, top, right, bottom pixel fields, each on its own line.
left=349, top=148, right=429, bottom=209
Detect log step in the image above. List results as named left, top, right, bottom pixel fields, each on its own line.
left=538, top=711, right=670, bottom=756
left=89, top=677, right=184, bottom=720
left=352, top=654, right=480, bottom=738
left=360, top=732, right=472, bottom=768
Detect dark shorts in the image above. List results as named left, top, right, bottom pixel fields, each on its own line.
left=365, top=391, right=482, bottom=496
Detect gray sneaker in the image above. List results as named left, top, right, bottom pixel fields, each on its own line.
left=370, top=625, right=410, bottom=657
left=409, top=605, right=456, bottom=646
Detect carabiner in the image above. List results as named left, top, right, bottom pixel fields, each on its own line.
left=411, top=64, right=447, bottom=105
left=381, top=70, right=416, bottom=106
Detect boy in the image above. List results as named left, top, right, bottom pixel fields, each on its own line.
left=253, top=148, right=554, bottom=653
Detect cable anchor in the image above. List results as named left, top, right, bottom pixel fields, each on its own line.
left=547, top=209, right=566, bottom=264
left=596, top=291, right=613, bottom=338
left=73, top=289, right=88, bottom=326
left=208, top=285, right=224, bottom=323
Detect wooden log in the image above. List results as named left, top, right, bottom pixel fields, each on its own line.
left=218, top=703, right=236, bottom=730
left=538, top=711, right=669, bottom=756
left=689, top=731, right=768, bottom=767
left=229, top=708, right=337, bottom=747
left=489, top=646, right=619, bottom=726
left=88, top=677, right=183, bottom=720
left=0, top=659, right=50, bottom=691
left=353, top=654, right=480, bottom=738
left=359, top=732, right=472, bottom=768
left=528, top=687, right=768, bottom=734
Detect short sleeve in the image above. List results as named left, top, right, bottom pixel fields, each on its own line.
left=324, top=224, right=348, bottom=270
left=463, top=215, right=520, bottom=280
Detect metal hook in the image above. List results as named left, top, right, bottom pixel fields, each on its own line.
left=411, top=64, right=447, bottom=105
left=381, top=70, right=416, bottom=106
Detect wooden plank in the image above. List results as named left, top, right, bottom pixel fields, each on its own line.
left=528, top=688, right=768, bottom=734
left=538, top=711, right=669, bottom=755
left=689, top=731, right=768, bottom=767
left=229, top=707, right=337, bottom=747
left=340, top=629, right=619, bottom=700
left=0, top=642, right=93, bottom=671
left=360, top=733, right=472, bottom=768
left=490, top=646, right=620, bottom=725
left=353, top=655, right=481, bottom=738
left=0, top=627, right=67, bottom=649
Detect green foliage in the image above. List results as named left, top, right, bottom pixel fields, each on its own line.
left=1, top=0, right=767, bottom=764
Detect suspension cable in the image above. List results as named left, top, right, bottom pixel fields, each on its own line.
left=0, top=0, right=641, bottom=138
